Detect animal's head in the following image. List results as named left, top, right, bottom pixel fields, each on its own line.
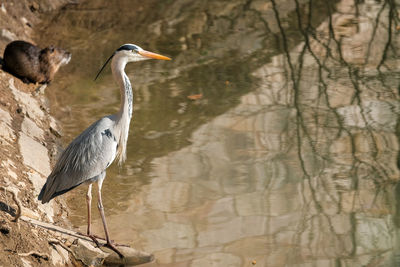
left=39, top=46, right=71, bottom=82
left=41, top=46, right=71, bottom=66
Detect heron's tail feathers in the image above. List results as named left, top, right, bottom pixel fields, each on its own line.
left=38, top=180, right=54, bottom=203
left=38, top=182, right=47, bottom=203
left=38, top=174, right=81, bottom=203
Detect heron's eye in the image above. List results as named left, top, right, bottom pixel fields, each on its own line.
left=132, top=49, right=137, bottom=53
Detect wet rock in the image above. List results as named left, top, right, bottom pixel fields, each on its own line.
left=19, top=133, right=51, bottom=176
left=70, top=239, right=109, bottom=266
left=102, top=246, right=154, bottom=266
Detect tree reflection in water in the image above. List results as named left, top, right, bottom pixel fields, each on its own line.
left=40, top=0, right=400, bottom=266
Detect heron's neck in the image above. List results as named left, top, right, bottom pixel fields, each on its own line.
left=111, top=57, right=133, bottom=121
left=111, top=56, right=133, bottom=164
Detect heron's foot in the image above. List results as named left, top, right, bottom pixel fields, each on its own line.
left=105, top=241, right=124, bottom=259
left=77, top=231, right=130, bottom=250
left=88, top=234, right=101, bottom=248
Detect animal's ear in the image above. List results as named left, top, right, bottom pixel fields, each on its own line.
left=49, top=46, right=55, bottom=53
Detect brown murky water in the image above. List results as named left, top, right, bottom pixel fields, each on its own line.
left=37, top=0, right=400, bottom=266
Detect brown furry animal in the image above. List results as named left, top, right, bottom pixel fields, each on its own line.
left=3, top=40, right=71, bottom=84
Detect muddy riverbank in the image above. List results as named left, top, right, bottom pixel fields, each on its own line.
left=0, top=1, right=152, bottom=266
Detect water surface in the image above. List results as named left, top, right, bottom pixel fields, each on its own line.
left=38, top=0, right=400, bottom=266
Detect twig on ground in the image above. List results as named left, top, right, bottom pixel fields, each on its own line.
left=0, top=186, right=22, bottom=222
left=17, top=250, right=49, bottom=261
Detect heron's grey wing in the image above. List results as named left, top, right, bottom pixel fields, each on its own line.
left=39, top=116, right=118, bottom=203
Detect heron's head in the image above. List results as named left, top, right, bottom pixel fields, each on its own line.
left=115, top=44, right=171, bottom=62
left=95, top=43, right=171, bottom=80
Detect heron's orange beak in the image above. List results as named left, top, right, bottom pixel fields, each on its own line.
left=139, top=50, right=171, bottom=60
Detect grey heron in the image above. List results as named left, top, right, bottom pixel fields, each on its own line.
left=38, top=44, right=171, bottom=258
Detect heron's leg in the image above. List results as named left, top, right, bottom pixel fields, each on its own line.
left=97, top=176, right=124, bottom=258
left=86, top=184, right=92, bottom=235
left=86, top=184, right=101, bottom=247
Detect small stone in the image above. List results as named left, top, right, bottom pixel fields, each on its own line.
left=1, top=29, right=17, bottom=41
left=20, top=17, right=28, bottom=25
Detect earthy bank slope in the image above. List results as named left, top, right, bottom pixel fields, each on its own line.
left=0, top=1, right=77, bottom=266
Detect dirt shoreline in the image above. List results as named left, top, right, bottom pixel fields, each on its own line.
left=0, top=1, right=153, bottom=266
left=0, top=1, right=79, bottom=266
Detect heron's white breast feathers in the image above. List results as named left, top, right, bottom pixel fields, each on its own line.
left=115, top=117, right=130, bottom=165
